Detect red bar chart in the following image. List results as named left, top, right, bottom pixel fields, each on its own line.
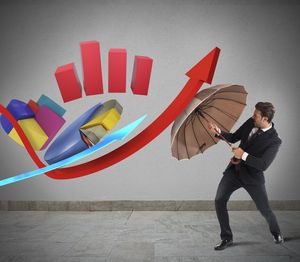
left=108, top=48, right=127, bottom=93
left=131, top=56, right=153, bottom=95
left=55, top=41, right=153, bottom=100
left=80, top=41, right=104, bottom=95
left=55, top=63, right=82, bottom=103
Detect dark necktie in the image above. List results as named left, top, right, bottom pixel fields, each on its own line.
left=247, top=128, right=262, bottom=144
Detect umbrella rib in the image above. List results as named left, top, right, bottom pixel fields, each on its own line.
left=201, top=110, right=230, bottom=132
left=203, top=97, right=247, bottom=106
left=201, top=96, right=247, bottom=108
left=185, top=113, right=194, bottom=126
left=180, top=115, right=195, bottom=157
left=191, top=117, right=203, bottom=154
left=176, top=127, right=180, bottom=160
left=183, top=116, right=190, bottom=159
left=196, top=114, right=218, bottom=145
left=197, top=89, right=247, bottom=108
left=201, top=105, right=238, bottom=121
left=210, top=90, right=248, bottom=95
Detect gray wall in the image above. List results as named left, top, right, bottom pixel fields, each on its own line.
left=0, top=0, right=299, bottom=201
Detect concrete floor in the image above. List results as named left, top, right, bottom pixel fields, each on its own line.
left=0, top=211, right=299, bottom=262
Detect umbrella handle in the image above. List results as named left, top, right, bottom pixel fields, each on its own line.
left=216, top=130, right=242, bottom=165
left=231, top=157, right=241, bottom=165
left=218, top=131, right=241, bottom=164
left=217, top=131, right=242, bottom=165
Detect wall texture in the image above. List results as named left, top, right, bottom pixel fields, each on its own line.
left=0, top=0, right=299, bottom=201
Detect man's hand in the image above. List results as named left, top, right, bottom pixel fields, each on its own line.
left=208, top=122, right=220, bottom=135
left=232, top=147, right=244, bottom=159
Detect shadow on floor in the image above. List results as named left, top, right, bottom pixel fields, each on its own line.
left=283, top=236, right=300, bottom=242
left=234, top=241, right=261, bottom=246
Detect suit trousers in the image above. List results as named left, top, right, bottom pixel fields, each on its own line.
left=215, top=168, right=281, bottom=240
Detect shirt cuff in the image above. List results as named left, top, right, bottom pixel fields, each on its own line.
left=242, top=152, right=248, bottom=161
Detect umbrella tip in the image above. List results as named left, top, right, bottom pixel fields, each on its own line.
left=186, top=47, right=220, bottom=84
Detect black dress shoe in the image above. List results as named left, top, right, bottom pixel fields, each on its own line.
left=214, top=239, right=233, bottom=250
left=273, top=234, right=284, bottom=244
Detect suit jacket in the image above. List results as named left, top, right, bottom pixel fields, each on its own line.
left=219, top=118, right=282, bottom=185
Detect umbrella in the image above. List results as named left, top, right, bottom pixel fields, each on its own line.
left=171, top=84, right=248, bottom=160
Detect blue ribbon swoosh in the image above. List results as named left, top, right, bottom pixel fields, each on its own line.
left=0, top=114, right=147, bottom=187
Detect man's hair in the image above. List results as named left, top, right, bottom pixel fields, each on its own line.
left=255, top=102, right=275, bottom=123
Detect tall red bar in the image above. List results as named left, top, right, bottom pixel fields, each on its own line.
left=131, top=56, right=153, bottom=96
left=80, top=41, right=104, bottom=95
left=108, top=48, right=127, bottom=93
left=55, top=63, right=82, bottom=103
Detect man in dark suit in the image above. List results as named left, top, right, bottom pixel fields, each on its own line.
left=208, top=102, right=283, bottom=250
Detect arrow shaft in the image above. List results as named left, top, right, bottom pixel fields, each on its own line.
left=0, top=79, right=202, bottom=180
left=47, top=78, right=203, bottom=179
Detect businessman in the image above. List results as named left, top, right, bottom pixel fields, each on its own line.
left=209, top=102, right=283, bottom=250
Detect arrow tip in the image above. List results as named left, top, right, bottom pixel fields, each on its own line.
left=185, top=47, right=220, bottom=84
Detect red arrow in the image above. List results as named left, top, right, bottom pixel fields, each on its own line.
left=0, top=47, right=220, bottom=180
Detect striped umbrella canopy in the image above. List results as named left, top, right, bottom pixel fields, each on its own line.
left=171, top=84, right=248, bottom=160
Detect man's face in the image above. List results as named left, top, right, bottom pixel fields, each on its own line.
left=252, top=109, right=268, bottom=128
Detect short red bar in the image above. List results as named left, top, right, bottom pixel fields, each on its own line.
left=108, top=48, right=127, bottom=93
left=131, top=56, right=153, bottom=96
left=55, top=63, right=82, bottom=103
left=80, top=41, right=104, bottom=95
